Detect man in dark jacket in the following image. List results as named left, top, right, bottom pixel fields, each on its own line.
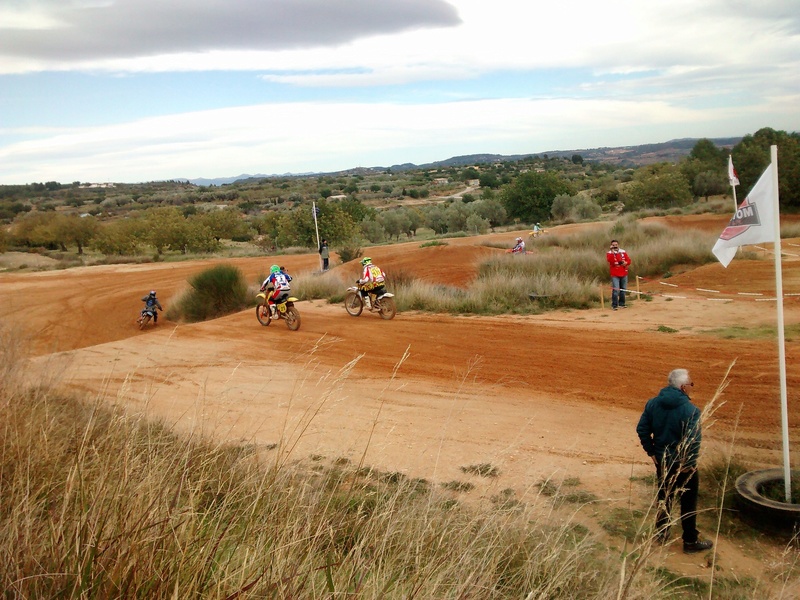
left=636, top=369, right=713, bottom=553
left=319, top=239, right=330, bottom=271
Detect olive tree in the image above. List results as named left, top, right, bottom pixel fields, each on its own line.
left=500, top=171, right=572, bottom=222
left=619, top=165, right=692, bottom=211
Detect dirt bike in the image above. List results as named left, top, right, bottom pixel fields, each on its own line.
left=256, top=291, right=301, bottom=330
left=136, top=307, right=158, bottom=329
left=530, top=228, right=547, bottom=238
left=344, top=286, right=396, bottom=320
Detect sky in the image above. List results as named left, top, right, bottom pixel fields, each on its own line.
left=0, top=0, right=798, bottom=185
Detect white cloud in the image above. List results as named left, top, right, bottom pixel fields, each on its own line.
left=0, top=0, right=798, bottom=182
left=3, top=94, right=787, bottom=184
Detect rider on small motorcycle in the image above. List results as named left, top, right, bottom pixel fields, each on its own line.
left=261, top=265, right=292, bottom=316
left=141, top=290, right=163, bottom=324
left=511, top=236, right=526, bottom=254
left=357, top=257, right=386, bottom=309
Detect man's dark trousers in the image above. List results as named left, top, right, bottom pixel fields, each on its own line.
left=656, top=461, right=699, bottom=543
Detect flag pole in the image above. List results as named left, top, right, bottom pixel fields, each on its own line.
left=312, top=202, right=322, bottom=270
left=729, top=155, right=739, bottom=253
left=769, top=145, right=791, bottom=502
left=728, top=153, right=739, bottom=213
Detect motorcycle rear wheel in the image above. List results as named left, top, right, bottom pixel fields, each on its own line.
left=256, top=302, right=272, bottom=326
left=344, top=292, right=363, bottom=317
left=284, top=306, right=301, bottom=331
left=377, top=297, right=396, bottom=320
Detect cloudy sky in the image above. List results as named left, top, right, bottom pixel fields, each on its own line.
left=1, top=0, right=798, bottom=184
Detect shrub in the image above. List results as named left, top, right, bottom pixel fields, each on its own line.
left=337, top=241, right=363, bottom=264
left=171, top=264, right=249, bottom=322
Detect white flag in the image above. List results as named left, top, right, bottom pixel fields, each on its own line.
left=712, top=162, right=777, bottom=268
left=728, top=155, right=739, bottom=187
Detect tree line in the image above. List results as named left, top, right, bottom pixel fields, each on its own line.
left=1, top=127, right=798, bottom=257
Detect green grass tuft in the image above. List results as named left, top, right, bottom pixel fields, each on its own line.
left=168, top=263, right=249, bottom=322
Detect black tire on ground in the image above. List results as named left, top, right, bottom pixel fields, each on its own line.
left=256, top=302, right=271, bottom=326
left=377, top=296, right=396, bottom=320
left=344, top=292, right=363, bottom=317
left=284, top=306, right=301, bottom=331
left=735, top=469, right=800, bottom=529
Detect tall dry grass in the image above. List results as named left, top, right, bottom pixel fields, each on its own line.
left=0, top=324, right=689, bottom=599
left=293, top=219, right=731, bottom=314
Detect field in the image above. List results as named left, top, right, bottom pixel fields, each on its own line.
left=3, top=212, right=800, bottom=590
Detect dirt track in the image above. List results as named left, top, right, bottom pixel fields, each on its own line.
left=3, top=214, right=800, bottom=580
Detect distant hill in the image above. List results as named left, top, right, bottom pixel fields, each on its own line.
left=186, top=137, right=741, bottom=186
left=185, top=172, right=315, bottom=186
left=385, top=137, right=742, bottom=171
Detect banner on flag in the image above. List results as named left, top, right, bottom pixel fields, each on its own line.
left=712, top=162, right=777, bottom=268
left=728, top=155, right=739, bottom=187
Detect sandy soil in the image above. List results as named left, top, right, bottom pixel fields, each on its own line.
left=3, top=213, right=799, bottom=586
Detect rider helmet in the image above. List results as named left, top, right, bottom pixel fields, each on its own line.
left=149, top=290, right=156, bottom=297
left=360, top=257, right=372, bottom=266
left=516, top=237, right=522, bottom=243
left=270, top=264, right=280, bottom=273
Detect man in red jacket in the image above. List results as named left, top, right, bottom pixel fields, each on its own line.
left=606, top=239, right=632, bottom=310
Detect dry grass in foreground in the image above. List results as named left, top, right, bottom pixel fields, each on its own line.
left=0, top=325, right=794, bottom=599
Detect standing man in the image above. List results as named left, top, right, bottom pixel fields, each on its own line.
left=606, top=239, right=631, bottom=310
left=319, top=239, right=330, bottom=271
left=636, top=369, right=713, bottom=554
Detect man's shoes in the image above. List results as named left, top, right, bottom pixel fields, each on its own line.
left=612, top=307, right=618, bottom=311
left=683, top=539, right=713, bottom=554
left=620, top=305, right=627, bottom=309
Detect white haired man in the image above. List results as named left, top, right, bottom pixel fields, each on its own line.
left=636, top=369, right=713, bottom=553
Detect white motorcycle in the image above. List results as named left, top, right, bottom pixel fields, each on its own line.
left=344, top=286, right=396, bottom=320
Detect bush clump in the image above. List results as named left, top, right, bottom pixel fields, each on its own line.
left=172, top=264, right=249, bottom=322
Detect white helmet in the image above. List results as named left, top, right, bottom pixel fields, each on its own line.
left=516, top=237, right=522, bottom=243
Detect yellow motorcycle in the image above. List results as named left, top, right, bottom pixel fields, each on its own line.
left=255, top=292, right=301, bottom=330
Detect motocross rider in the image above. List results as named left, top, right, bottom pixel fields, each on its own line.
left=357, top=257, right=386, bottom=309
left=141, top=290, right=163, bottom=324
left=261, top=264, right=292, bottom=316
left=511, top=236, right=526, bottom=254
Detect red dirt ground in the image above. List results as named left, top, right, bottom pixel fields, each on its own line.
left=3, top=213, right=800, bottom=585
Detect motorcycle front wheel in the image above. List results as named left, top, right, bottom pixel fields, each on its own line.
left=377, top=297, right=396, bottom=320
left=284, top=306, right=301, bottom=331
left=256, top=302, right=272, bottom=326
left=344, top=292, right=363, bottom=317
left=138, top=314, right=151, bottom=330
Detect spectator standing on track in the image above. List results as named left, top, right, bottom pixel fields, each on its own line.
left=606, top=239, right=631, bottom=310
left=319, top=239, right=330, bottom=271
left=636, top=368, right=713, bottom=554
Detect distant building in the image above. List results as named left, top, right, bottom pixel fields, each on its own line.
left=433, top=178, right=449, bottom=185
left=328, top=194, right=348, bottom=200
